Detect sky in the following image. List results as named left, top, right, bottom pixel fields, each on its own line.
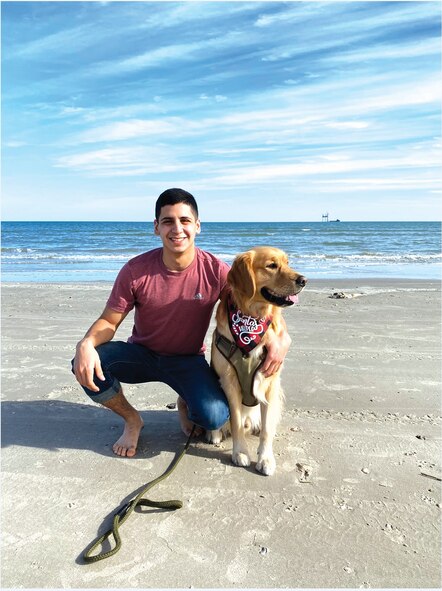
left=2, top=0, right=441, bottom=222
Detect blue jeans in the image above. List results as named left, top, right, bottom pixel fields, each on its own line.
left=72, top=341, right=229, bottom=431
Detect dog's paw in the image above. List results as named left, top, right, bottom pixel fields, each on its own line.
left=232, top=451, right=251, bottom=467
left=256, top=456, right=276, bottom=476
left=206, top=429, right=223, bottom=444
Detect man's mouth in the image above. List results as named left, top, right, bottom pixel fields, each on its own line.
left=261, top=287, right=300, bottom=307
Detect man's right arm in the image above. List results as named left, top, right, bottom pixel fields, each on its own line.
left=73, top=306, right=128, bottom=392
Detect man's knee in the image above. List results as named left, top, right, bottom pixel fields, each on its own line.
left=70, top=352, right=121, bottom=404
left=195, top=397, right=230, bottom=431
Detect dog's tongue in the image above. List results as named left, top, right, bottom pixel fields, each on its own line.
left=287, top=294, right=299, bottom=304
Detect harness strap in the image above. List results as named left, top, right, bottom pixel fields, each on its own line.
left=214, top=329, right=240, bottom=360
left=214, top=329, right=264, bottom=407
left=82, top=425, right=195, bottom=563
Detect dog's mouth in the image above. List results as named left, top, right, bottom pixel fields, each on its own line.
left=261, top=287, right=300, bottom=307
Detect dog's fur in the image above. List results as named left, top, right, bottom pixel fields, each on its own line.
left=208, top=246, right=306, bottom=476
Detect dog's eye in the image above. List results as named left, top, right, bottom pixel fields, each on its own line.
left=266, top=262, right=278, bottom=270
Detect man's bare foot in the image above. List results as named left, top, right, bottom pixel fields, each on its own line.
left=112, top=413, right=144, bottom=457
left=177, top=396, right=203, bottom=437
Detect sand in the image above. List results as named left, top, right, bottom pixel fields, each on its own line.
left=1, top=279, right=441, bottom=589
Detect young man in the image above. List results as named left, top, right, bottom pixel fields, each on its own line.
left=72, top=188, right=291, bottom=457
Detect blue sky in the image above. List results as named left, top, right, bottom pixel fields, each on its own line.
left=2, top=0, right=441, bottom=221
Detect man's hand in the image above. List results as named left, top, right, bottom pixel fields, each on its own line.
left=72, top=306, right=126, bottom=391
left=261, top=322, right=292, bottom=378
left=73, top=339, right=105, bottom=391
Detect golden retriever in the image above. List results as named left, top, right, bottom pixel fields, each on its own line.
left=208, top=246, right=306, bottom=475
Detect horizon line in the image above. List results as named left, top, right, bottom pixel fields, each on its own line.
left=1, top=219, right=440, bottom=224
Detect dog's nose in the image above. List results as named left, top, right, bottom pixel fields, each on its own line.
left=296, top=275, right=307, bottom=287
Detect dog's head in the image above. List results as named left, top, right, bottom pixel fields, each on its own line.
left=228, top=246, right=307, bottom=311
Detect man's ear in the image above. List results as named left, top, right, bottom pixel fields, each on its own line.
left=154, top=219, right=159, bottom=235
left=196, top=219, right=201, bottom=234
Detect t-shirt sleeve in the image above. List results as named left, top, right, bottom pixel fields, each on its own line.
left=219, top=260, right=231, bottom=296
left=106, top=263, right=136, bottom=313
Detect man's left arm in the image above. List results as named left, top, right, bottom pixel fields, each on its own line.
left=261, top=317, right=292, bottom=377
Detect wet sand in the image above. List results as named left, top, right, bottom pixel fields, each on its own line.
left=1, top=280, right=441, bottom=588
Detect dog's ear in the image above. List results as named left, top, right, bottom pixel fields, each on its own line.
left=228, top=250, right=256, bottom=300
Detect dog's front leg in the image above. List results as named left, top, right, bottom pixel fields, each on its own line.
left=256, top=385, right=282, bottom=475
left=230, top=401, right=250, bottom=467
left=256, top=403, right=276, bottom=475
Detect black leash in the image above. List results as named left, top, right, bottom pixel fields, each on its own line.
left=83, top=425, right=195, bottom=564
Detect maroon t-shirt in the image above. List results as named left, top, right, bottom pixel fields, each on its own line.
left=107, top=248, right=230, bottom=356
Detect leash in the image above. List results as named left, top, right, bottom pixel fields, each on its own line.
left=83, top=425, right=196, bottom=564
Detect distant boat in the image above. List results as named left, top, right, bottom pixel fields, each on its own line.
left=321, top=213, right=341, bottom=222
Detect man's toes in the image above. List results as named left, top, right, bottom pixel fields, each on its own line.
left=114, top=445, right=136, bottom=457
left=113, top=444, right=122, bottom=456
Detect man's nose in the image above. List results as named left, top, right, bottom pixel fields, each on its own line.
left=171, top=220, right=183, bottom=233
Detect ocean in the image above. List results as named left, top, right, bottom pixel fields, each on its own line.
left=1, top=221, right=440, bottom=282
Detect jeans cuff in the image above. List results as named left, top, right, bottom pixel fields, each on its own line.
left=84, top=378, right=121, bottom=405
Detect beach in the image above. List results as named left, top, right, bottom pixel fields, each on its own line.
left=1, top=279, right=441, bottom=588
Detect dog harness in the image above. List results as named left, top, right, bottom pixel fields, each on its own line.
left=214, top=294, right=272, bottom=407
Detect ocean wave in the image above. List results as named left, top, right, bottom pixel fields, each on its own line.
left=1, top=252, right=137, bottom=261
left=2, top=251, right=440, bottom=265
left=2, top=220, right=441, bottom=282
left=1, top=247, right=37, bottom=254
left=291, top=253, right=441, bottom=263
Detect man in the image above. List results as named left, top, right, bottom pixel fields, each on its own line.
left=72, top=188, right=291, bottom=457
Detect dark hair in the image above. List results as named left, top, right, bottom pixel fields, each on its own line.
left=155, top=188, right=199, bottom=221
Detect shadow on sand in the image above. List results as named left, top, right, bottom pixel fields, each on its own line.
left=1, top=399, right=233, bottom=463
left=1, top=399, right=266, bottom=564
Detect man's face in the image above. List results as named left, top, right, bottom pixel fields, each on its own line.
left=154, top=203, right=201, bottom=255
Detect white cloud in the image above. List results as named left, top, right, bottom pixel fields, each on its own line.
left=6, top=24, right=96, bottom=59
left=255, top=1, right=437, bottom=33
left=142, top=1, right=265, bottom=30
left=324, top=37, right=441, bottom=64
left=61, top=76, right=439, bottom=152
left=320, top=154, right=352, bottom=162
left=3, top=141, right=27, bottom=148
left=325, top=121, right=371, bottom=130
left=206, top=147, right=277, bottom=155
left=60, top=106, right=87, bottom=116
left=313, top=176, right=441, bottom=192
left=90, top=29, right=250, bottom=77
left=73, top=118, right=196, bottom=144
left=353, top=80, right=441, bottom=114
left=56, top=142, right=441, bottom=185
left=103, top=42, right=202, bottom=74
left=54, top=146, right=217, bottom=178
left=3, top=0, right=440, bottom=221
left=205, top=152, right=441, bottom=187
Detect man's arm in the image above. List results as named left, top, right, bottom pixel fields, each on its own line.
left=73, top=306, right=128, bottom=391
left=261, top=317, right=292, bottom=378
